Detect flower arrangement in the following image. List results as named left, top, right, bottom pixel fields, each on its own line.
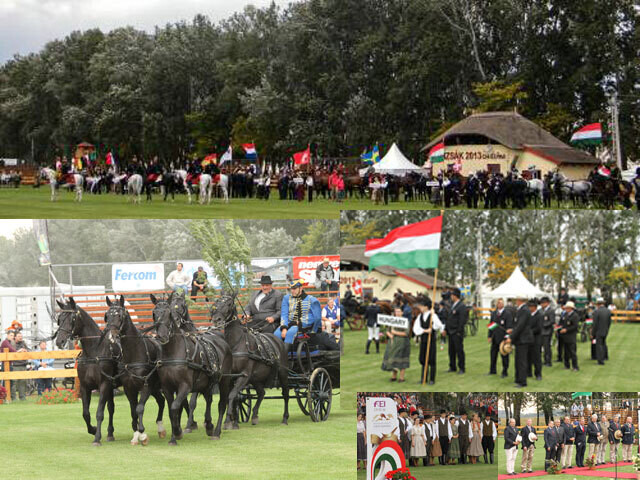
left=585, top=454, right=597, bottom=469
left=384, top=467, right=416, bottom=480
left=37, top=389, right=78, bottom=405
left=547, top=459, right=562, bottom=475
left=0, top=385, right=6, bottom=401
left=631, top=455, right=640, bottom=472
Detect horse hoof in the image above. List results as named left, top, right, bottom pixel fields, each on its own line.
left=251, top=417, right=259, bottom=426
left=158, top=430, right=167, bottom=439
left=210, top=436, right=220, bottom=441
left=140, top=434, right=149, bottom=446
left=184, top=428, right=192, bottom=434
left=191, top=422, right=198, bottom=430
left=281, top=420, right=288, bottom=426
left=168, top=441, right=178, bottom=446
left=92, top=442, right=102, bottom=447
left=176, top=433, right=183, bottom=440
left=130, top=440, right=139, bottom=446
left=106, top=436, right=115, bottom=442
left=223, top=423, right=231, bottom=430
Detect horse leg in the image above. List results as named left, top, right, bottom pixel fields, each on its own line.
left=204, top=389, right=214, bottom=437
left=213, top=376, right=231, bottom=439
left=92, top=382, right=111, bottom=445
left=223, top=187, right=229, bottom=203
left=225, top=374, right=246, bottom=431
left=170, top=383, right=190, bottom=444
left=106, top=390, right=115, bottom=442
left=81, top=386, right=96, bottom=435
left=163, top=388, right=179, bottom=445
left=184, top=393, right=198, bottom=433
left=125, top=389, right=139, bottom=444
left=136, top=386, right=153, bottom=445
left=279, top=366, right=290, bottom=425
left=251, top=383, right=266, bottom=426
left=152, top=390, right=167, bottom=439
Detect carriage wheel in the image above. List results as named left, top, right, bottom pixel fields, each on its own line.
left=308, top=368, right=332, bottom=422
left=296, top=341, right=314, bottom=375
left=295, top=386, right=310, bottom=416
left=237, top=389, right=252, bottom=423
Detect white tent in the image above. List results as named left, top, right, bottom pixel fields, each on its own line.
left=373, top=143, right=422, bottom=176
left=483, top=266, right=550, bottom=302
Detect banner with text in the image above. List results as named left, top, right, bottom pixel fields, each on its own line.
left=377, top=314, right=409, bottom=329
left=366, top=396, right=400, bottom=480
left=292, top=255, right=340, bottom=287
left=112, top=263, right=165, bottom=291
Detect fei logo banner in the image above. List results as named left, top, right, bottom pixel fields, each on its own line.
left=112, top=263, right=164, bottom=291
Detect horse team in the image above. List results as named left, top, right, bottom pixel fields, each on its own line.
left=54, top=291, right=289, bottom=446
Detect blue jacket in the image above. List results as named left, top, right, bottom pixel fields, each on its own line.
left=31, top=356, right=54, bottom=369
left=281, top=292, right=322, bottom=333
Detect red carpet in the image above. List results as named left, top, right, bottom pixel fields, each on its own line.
left=498, top=462, right=633, bottom=479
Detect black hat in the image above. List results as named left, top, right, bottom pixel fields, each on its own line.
left=398, top=407, right=407, bottom=413
left=441, top=291, right=451, bottom=299
left=527, top=299, right=538, bottom=307
left=440, top=409, right=447, bottom=414
left=260, top=275, right=273, bottom=285
left=540, top=296, right=551, bottom=304
left=415, top=296, right=432, bottom=309
left=451, top=288, right=462, bottom=298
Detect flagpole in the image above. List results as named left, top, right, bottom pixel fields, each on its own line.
left=422, top=209, right=445, bottom=386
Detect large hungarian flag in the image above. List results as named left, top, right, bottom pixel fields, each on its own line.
left=570, top=123, right=602, bottom=146
left=364, top=216, right=442, bottom=270
left=428, top=142, right=445, bottom=163
left=293, top=145, right=311, bottom=165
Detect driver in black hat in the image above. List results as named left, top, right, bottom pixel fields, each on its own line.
left=244, top=275, right=283, bottom=333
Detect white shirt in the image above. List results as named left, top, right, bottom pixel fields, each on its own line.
left=413, top=311, right=444, bottom=336
left=166, top=269, right=191, bottom=288
left=400, top=416, right=412, bottom=436
left=254, top=292, right=266, bottom=310
left=458, top=418, right=473, bottom=438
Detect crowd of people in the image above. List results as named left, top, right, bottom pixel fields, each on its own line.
left=356, top=392, right=498, bottom=472
left=503, top=413, right=638, bottom=475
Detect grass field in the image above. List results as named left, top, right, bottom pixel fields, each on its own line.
left=497, top=437, right=636, bottom=479
left=0, top=186, right=601, bottom=218
left=340, top=323, right=640, bottom=392
left=356, top=461, right=496, bottom=479
left=0, top=390, right=352, bottom=480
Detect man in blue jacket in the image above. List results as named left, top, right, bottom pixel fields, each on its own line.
left=275, top=279, right=322, bottom=345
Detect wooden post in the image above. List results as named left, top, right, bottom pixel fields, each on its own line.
left=422, top=210, right=445, bottom=386
left=2, top=348, right=10, bottom=402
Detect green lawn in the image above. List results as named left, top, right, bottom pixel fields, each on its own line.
left=356, top=462, right=496, bottom=479
left=340, top=323, right=640, bottom=392
left=0, top=186, right=611, bottom=218
left=0, top=390, right=352, bottom=480
left=496, top=437, right=633, bottom=479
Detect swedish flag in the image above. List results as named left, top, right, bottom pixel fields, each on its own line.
left=372, top=144, right=380, bottom=164
left=361, top=148, right=373, bottom=164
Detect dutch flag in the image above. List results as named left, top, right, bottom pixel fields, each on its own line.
left=243, top=143, right=258, bottom=160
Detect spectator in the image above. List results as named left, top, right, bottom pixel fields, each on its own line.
left=244, top=275, right=283, bottom=334
left=12, top=331, right=29, bottom=401
left=321, top=297, right=340, bottom=334
left=190, top=266, right=208, bottom=301
left=0, top=330, right=17, bottom=390
left=32, top=340, right=54, bottom=395
left=315, top=257, right=336, bottom=292
left=166, top=263, right=191, bottom=296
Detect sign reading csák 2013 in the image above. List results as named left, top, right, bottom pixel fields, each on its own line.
left=112, top=263, right=165, bottom=291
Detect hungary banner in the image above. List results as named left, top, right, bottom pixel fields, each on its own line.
left=365, top=216, right=442, bottom=270
left=571, top=123, right=602, bottom=146
left=428, top=142, right=445, bottom=163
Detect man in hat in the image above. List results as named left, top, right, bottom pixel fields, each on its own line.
left=504, top=418, right=519, bottom=475
left=544, top=420, right=559, bottom=471
left=481, top=414, right=497, bottom=464
left=520, top=418, right=537, bottom=473
left=445, top=287, right=467, bottom=375
left=458, top=411, right=472, bottom=464
left=275, top=279, right=322, bottom=345
left=591, top=297, right=611, bottom=365
left=561, top=416, right=576, bottom=469
left=556, top=288, right=569, bottom=362
left=244, top=275, right=283, bottom=334
left=587, top=413, right=603, bottom=461
left=527, top=299, right=543, bottom=381
left=608, top=414, right=621, bottom=463
left=413, top=296, right=444, bottom=385
left=315, top=257, right=335, bottom=292
left=540, top=297, right=555, bottom=367
left=560, top=301, right=579, bottom=371
left=621, top=416, right=635, bottom=462
left=575, top=417, right=587, bottom=467
left=437, top=409, right=453, bottom=465
left=506, top=296, right=533, bottom=388
left=397, top=407, right=413, bottom=461
left=488, top=298, right=513, bottom=378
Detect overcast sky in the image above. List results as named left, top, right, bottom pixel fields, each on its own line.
left=0, top=0, right=294, bottom=64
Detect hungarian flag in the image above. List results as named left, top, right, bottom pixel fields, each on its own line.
left=293, top=145, right=311, bottom=165
left=553, top=324, right=563, bottom=332
left=571, top=123, right=602, bottom=146
left=352, top=279, right=363, bottom=296
left=597, top=165, right=611, bottom=177
left=585, top=319, right=593, bottom=326
left=364, top=216, right=442, bottom=270
left=487, top=322, right=498, bottom=331
left=242, top=143, right=258, bottom=160
left=428, top=142, right=445, bottom=163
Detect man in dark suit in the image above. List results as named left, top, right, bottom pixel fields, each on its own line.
left=591, top=297, right=611, bottom=365
left=540, top=297, right=555, bottom=366
left=397, top=408, right=412, bottom=461
left=561, top=416, right=576, bottom=469
left=445, top=288, right=467, bottom=375
left=506, top=296, right=533, bottom=388
left=244, top=276, right=283, bottom=333
left=544, top=420, right=559, bottom=471
left=520, top=419, right=537, bottom=473
left=504, top=418, right=519, bottom=475
left=527, top=299, right=543, bottom=380
left=587, top=414, right=602, bottom=461
left=554, top=418, right=565, bottom=465
left=560, top=301, right=579, bottom=371
left=488, top=298, right=513, bottom=378
left=414, top=297, right=444, bottom=385
left=608, top=414, right=621, bottom=463
left=621, top=416, right=635, bottom=461
left=575, top=417, right=587, bottom=467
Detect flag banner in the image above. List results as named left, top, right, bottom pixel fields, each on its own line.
left=571, top=392, right=592, bottom=400
left=366, top=397, right=403, bottom=480
left=571, top=123, right=602, bottom=145
left=554, top=324, right=563, bottom=331
left=487, top=322, right=498, bottom=331
left=220, top=145, right=232, bottom=164
left=428, top=142, right=445, bottom=163
left=365, top=216, right=442, bottom=270
left=361, top=148, right=373, bottom=164
left=202, top=153, right=217, bottom=166
left=293, top=146, right=311, bottom=165
left=33, top=220, right=51, bottom=266
left=242, top=143, right=258, bottom=160
left=372, top=144, right=380, bottom=164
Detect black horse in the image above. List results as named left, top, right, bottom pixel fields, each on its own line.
left=104, top=295, right=196, bottom=445
left=209, top=291, right=289, bottom=429
left=152, top=292, right=233, bottom=445
left=55, top=297, right=118, bottom=446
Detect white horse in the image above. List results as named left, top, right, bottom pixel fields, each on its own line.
left=127, top=174, right=143, bottom=204
left=40, top=167, right=84, bottom=202
left=214, top=174, right=229, bottom=203
left=526, top=178, right=544, bottom=203
left=199, top=174, right=213, bottom=204
left=174, top=169, right=192, bottom=204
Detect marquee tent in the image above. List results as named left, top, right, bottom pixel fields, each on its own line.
left=483, top=266, right=550, bottom=302
left=373, top=143, right=422, bottom=176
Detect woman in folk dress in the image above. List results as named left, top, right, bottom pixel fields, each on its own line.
left=430, top=416, right=442, bottom=466
left=410, top=416, right=427, bottom=466
left=357, top=413, right=366, bottom=470
left=448, top=416, right=461, bottom=465
left=468, top=413, right=484, bottom=463
left=380, top=307, right=411, bottom=382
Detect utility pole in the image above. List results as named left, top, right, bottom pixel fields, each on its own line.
left=475, top=224, right=482, bottom=307
left=608, top=92, right=623, bottom=169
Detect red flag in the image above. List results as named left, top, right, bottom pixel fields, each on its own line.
left=353, top=280, right=363, bottom=296
left=293, top=145, right=311, bottom=165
